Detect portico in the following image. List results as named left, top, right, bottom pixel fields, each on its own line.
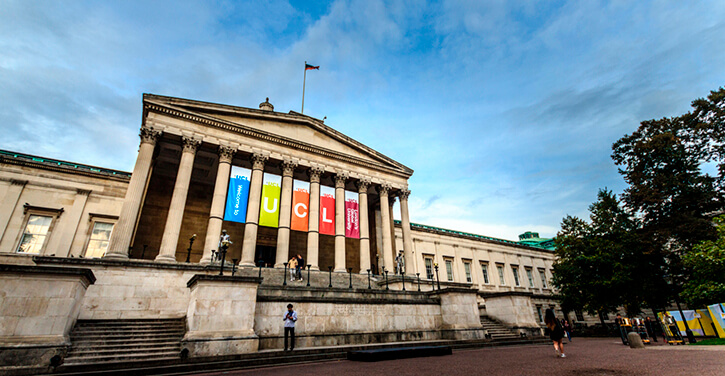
left=105, top=94, right=416, bottom=274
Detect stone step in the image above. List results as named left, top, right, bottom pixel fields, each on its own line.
left=71, top=329, right=185, bottom=337
left=71, top=338, right=181, bottom=347
left=71, top=334, right=183, bottom=343
left=63, top=351, right=180, bottom=366
left=73, top=325, right=185, bottom=331
left=68, top=345, right=180, bottom=357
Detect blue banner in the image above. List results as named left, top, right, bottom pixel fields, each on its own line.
left=223, top=166, right=251, bottom=223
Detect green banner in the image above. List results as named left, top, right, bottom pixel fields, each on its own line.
left=258, top=175, right=281, bottom=227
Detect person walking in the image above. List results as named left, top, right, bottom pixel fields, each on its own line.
left=563, top=319, right=573, bottom=342
left=283, top=304, right=297, bottom=351
left=288, top=256, right=298, bottom=282
left=545, top=309, right=566, bottom=358
left=296, top=254, right=305, bottom=282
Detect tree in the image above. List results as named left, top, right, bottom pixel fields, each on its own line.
left=680, top=215, right=725, bottom=308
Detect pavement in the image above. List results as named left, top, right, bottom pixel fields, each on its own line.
left=190, top=337, right=725, bottom=376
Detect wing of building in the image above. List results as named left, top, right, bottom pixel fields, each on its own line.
left=0, top=95, right=561, bottom=370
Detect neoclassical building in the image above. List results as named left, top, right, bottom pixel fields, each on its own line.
left=0, top=94, right=561, bottom=371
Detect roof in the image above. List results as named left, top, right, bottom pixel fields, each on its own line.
left=0, top=149, right=131, bottom=180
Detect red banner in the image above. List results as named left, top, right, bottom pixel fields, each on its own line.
left=319, top=193, right=335, bottom=235
left=345, top=196, right=359, bottom=238
left=290, top=188, right=309, bottom=232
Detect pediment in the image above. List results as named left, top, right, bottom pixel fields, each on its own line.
left=143, top=94, right=413, bottom=177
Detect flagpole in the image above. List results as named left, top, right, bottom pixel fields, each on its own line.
left=301, top=61, right=307, bottom=114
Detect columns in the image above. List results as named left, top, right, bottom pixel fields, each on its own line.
left=240, top=153, right=268, bottom=266
left=333, top=172, right=348, bottom=272
left=357, top=179, right=371, bottom=274
left=399, top=189, right=414, bottom=275
left=306, top=166, right=323, bottom=271
left=275, top=159, right=297, bottom=267
left=105, top=126, right=160, bottom=260
left=200, top=145, right=236, bottom=265
left=156, top=136, right=201, bottom=262
left=378, top=184, right=394, bottom=274
left=388, top=194, right=397, bottom=270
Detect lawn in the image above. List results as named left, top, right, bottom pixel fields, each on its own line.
left=689, top=338, right=725, bottom=346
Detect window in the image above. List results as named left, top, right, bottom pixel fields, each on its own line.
left=463, top=261, right=472, bottom=283
left=536, top=306, right=544, bottom=323
left=575, top=310, right=584, bottom=321
left=445, top=259, right=454, bottom=281
left=85, top=222, right=114, bottom=258
left=512, top=265, right=520, bottom=286
left=497, top=264, right=505, bottom=285
left=425, top=257, right=434, bottom=279
left=538, top=268, right=548, bottom=288
left=480, top=263, right=490, bottom=284
left=526, top=268, right=535, bottom=287
left=17, top=215, right=53, bottom=254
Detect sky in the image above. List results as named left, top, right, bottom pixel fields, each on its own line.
left=1, top=0, right=724, bottom=241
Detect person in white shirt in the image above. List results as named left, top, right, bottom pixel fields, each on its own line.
left=283, top=304, right=297, bottom=351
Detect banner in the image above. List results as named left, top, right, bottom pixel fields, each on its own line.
left=258, top=173, right=281, bottom=227
left=707, top=304, right=725, bottom=338
left=223, top=166, right=251, bottom=223
left=291, top=180, right=310, bottom=232
left=345, top=190, right=359, bottom=238
left=319, top=186, right=335, bottom=235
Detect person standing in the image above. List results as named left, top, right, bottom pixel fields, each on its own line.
left=563, top=319, right=573, bottom=342
left=545, top=309, right=566, bottom=358
left=283, top=304, right=297, bottom=351
left=296, top=254, right=305, bottom=281
left=288, top=256, right=298, bottom=282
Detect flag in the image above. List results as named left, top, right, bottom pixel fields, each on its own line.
left=305, top=63, right=320, bottom=70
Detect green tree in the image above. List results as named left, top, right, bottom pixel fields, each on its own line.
left=680, top=215, right=725, bottom=307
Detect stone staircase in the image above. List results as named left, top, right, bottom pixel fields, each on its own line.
left=480, top=315, right=521, bottom=340
left=63, top=318, right=185, bottom=366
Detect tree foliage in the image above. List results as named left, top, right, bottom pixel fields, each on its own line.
left=681, top=215, right=725, bottom=308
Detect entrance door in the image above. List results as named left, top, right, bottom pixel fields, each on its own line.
left=255, top=245, right=277, bottom=267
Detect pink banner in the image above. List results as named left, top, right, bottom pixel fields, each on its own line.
left=345, top=197, right=359, bottom=238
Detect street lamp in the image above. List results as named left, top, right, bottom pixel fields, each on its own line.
left=185, top=234, right=197, bottom=263
left=434, top=263, right=441, bottom=290
left=367, top=269, right=372, bottom=289
left=665, top=274, right=696, bottom=343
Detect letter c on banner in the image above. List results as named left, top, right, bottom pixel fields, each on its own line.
left=263, top=197, right=278, bottom=213
left=294, top=203, right=308, bottom=218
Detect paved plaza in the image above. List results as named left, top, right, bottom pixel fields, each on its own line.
left=193, top=338, right=725, bottom=376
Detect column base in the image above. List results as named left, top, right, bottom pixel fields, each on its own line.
left=273, top=263, right=286, bottom=268
left=154, top=254, right=178, bottom=263
left=334, top=268, right=348, bottom=273
left=240, top=262, right=256, bottom=267
left=309, top=265, right=320, bottom=271
left=103, top=253, right=130, bottom=261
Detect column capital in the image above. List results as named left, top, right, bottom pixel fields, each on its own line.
left=308, top=166, right=324, bottom=183
left=250, top=152, right=268, bottom=170
left=388, top=195, right=397, bottom=205
left=356, top=178, right=371, bottom=193
left=139, top=126, right=162, bottom=145
left=281, top=159, right=298, bottom=177
left=76, top=189, right=92, bottom=196
left=377, top=183, right=392, bottom=197
left=399, top=189, right=411, bottom=200
left=218, top=145, right=236, bottom=164
left=181, top=136, right=201, bottom=154
left=334, top=172, right=348, bottom=188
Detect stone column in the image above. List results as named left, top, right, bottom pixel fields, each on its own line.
left=333, top=172, right=348, bottom=272
left=240, top=153, right=268, bottom=266
left=378, top=184, right=394, bottom=274
left=388, top=194, right=398, bottom=271
left=106, top=126, right=160, bottom=260
left=399, top=189, right=414, bottom=275
left=156, top=136, right=201, bottom=262
left=357, top=179, right=371, bottom=274
left=306, top=166, right=323, bottom=271
left=200, top=145, right=236, bottom=265
left=275, top=159, right=297, bottom=267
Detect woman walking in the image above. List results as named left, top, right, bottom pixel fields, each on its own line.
left=545, top=309, right=566, bottom=358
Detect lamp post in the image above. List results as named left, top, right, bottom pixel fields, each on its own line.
left=231, top=259, right=238, bottom=276
left=258, top=260, right=263, bottom=278
left=306, top=264, right=311, bottom=287
left=367, top=269, right=372, bottom=289
left=348, top=268, right=353, bottom=289
left=185, top=234, right=197, bottom=263
left=283, top=262, right=288, bottom=286
left=141, top=244, right=148, bottom=259
left=218, top=242, right=228, bottom=276
left=416, top=273, right=421, bottom=291
left=434, top=263, right=441, bottom=290
left=384, top=268, right=389, bottom=290
left=328, top=266, right=333, bottom=288
left=666, top=273, right=696, bottom=343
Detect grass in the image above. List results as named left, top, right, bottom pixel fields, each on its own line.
left=688, top=338, right=725, bottom=346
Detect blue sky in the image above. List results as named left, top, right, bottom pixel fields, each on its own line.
left=2, top=0, right=724, bottom=241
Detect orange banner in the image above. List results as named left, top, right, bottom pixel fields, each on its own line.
left=291, top=188, right=309, bottom=232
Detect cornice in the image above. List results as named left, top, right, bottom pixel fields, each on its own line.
left=0, top=155, right=131, bottom=182
left=143, top=95, right=414, bottom=178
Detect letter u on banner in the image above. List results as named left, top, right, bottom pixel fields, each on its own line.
left=291, top=184, right=309, bottom=232
left=319, top=189, right=335, bottom=235
left=258, top=173, right=281, bottom=227
left=223, top=166, right=251, bottom=223
left=345, top=190, right=359, bottom=238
